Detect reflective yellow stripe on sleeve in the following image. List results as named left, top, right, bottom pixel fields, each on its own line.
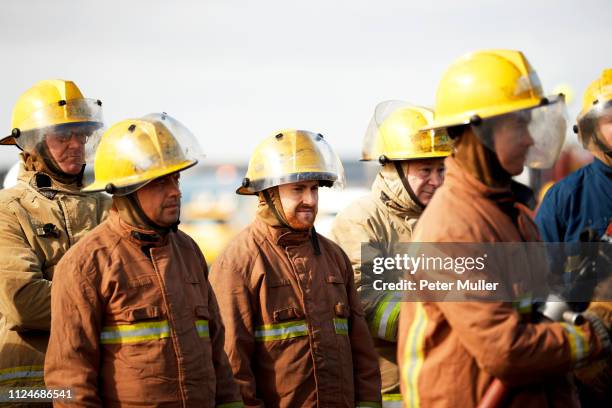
left=382, top=393, right=403, bottom=408
left=100, top=320, right=171, bottom=344
left=217, top=402, right=244, bottom=408
left=401, top=302, right=428, bottom=408
left=196, top=319, right=209, bottom=338
left=371, top=294, right=402, bottom=341
left=254, top=320, right=308, bottom=341
left=0, top=365, right=44, bottom=384
left=334, top=318, right=349, bottom=335
left=561, top=322, right=590, bottom=367
left=356, top=402, right=382, bottom=408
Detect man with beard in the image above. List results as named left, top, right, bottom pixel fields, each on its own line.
left=211, top=130, right=381, bottom=407
left=329, top=102, right=452, bottom=407
left=44, top=114, right=242, bottom=407
left=0, top=80, right=110, bottom=403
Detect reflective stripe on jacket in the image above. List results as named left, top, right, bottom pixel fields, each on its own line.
left=44, top=210, right=242, bottom=407
left=211, top=217, right=382, bottom=408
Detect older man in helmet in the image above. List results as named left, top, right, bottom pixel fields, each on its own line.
left=397, top=50, right=611, bottom=407
left=0, top=80, right=110, bottom=399
left=329, top=101, right=452, bottom=407
left=44, top=114, right=242, bottom=407
left=210, top=130, right=381, bottom=407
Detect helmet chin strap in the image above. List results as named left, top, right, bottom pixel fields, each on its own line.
left=392, top=161, right=425, bottom=210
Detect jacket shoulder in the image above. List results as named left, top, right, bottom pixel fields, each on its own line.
left=0, top=184, right=28, bottom=207
left=58, top=220, right=120, bottom=272
left=214, top=223, right=262, bottom=267
left=331, top=194, right=389, bottom=239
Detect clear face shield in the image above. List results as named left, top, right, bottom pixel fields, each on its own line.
left=472, top=95, right=568, bottom=169
left=84, top=112, right=203, bottom=196
left=238, top=131, right=346, bottom=195
left=14, top=99, right=104, bottom=166
left=577, top=100, right=612, bottom=155
left=362, top=100, right=452, bottom=162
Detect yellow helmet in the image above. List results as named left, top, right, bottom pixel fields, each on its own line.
left=83, top=113, right=201, bottom=195
left=427, top=49, right=567, bottom=169
left=362, top=101, right=453, bottom=162
left=2, top=79, right=104, bottom=151
left=237, top=129, right=345, bottom=195
left=575, top=68, right=612, bottom=153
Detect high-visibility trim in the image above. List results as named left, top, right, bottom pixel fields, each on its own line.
left=254, top=320, right=308, bottom=341
left=561, top=322, right=590, bottom=367
left=382, top=393, right=403, bottom=408
left=100, top=320, right=171, bottom=344
left=356, top=402, right=382, bottom=408
left=334, top=318, right=349, bottom=335
left=371, top=294, right=402, bottom=341
left=196, top=319, right=209, bottom=338
left=0, top=365, right=44, bottom=384
left=512, top=294, right=532, bottom=315
left=401, top=302, right=428, bottom=408
left=217, top=402, right=244, bottom=408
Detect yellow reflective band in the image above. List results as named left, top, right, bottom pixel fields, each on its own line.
left=382, top=393, right=403, bottom=408
left=0, top=365, right=44, bottom=384
left=100, top=320, right=171, bottom=344
left=217, top=402, right=244, bottom=408
left=371, top=294, right=401, bottom=341
left=356, top=402, right=382, bottom=408
left=254, top=320, right=308, bottom=341
left=334, top=318, right=349, bottom=335
left=196, top=320, right=209, bottom=338
left=401, top=302, right=428, bottom=408
left=512, top=293, right=532, bottom=315
left=561, top=323, right=590, bottom=367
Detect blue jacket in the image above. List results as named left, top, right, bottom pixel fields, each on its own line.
left=536, top=158, right=612, bottom=243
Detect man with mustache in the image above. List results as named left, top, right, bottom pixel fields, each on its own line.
left=329, top=102, right=452, bottom=407
left=44, top=114, right=242, bottom=407
left=211, top=130, right=381, bottom=407
left=0, top=80, right=110, bottom=403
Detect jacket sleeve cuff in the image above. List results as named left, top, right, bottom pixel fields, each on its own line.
left=369, top=293, right=401, bottom=342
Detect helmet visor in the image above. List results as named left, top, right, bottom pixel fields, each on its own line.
left=577, top=99, right=612, bottom=153
left=472, top=95, right=567, bottom=169
left=239, top=131, right=345, bottom=194
left=362, top=100, right=452, bottom=161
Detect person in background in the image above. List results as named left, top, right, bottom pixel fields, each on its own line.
left=329, top=101, right=452, bottom=407
left=0, top=80, right=109, bottom=403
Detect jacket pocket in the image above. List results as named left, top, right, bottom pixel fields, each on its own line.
left=333, top=302, right=349, bottom=335
left=273, top=306, right=304, bottom=323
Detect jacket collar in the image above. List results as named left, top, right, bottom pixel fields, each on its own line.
left=19, top=169, right=83, bottom=197
left=372, top=169, right=423, bottom=218
left=444, top=156, right=513, bottom=201
left=108, top=209, right=168, bottom=247
left=254, top=216, right=310, bottom=247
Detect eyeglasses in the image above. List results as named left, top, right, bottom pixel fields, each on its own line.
left=46, top=130, right=91, bottom=145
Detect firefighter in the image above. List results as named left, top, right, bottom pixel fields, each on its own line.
left=329, top=102, right=452, bottom=407
left=535, top=69, right=612, bottom=404
left=536, top=68, right=612, bottom=242
left=44, top=114, right=242, bottom=407
left=397, top=50, right=612, bottom=407
left=210, top=130, right=382, bottom=407
left=0, top=80, right=110, bottom=403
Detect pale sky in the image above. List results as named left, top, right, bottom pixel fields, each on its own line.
left=1, top=0, right=610, bottom=168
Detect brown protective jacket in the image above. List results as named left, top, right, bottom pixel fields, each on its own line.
left=44, top=210, right=242, bottom=408
left=329, top=166, right=422, bottom=404
left=398, top=157, right=604, bottom=408
left=210, top=216, right=382, bottom=408
left=0, top=169, right=109, bottom=395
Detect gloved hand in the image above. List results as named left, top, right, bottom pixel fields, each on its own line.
left=575, top=306, right=612, bottom=395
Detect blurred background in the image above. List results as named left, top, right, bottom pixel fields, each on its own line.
left=1, top=0, right=610, bottom=262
